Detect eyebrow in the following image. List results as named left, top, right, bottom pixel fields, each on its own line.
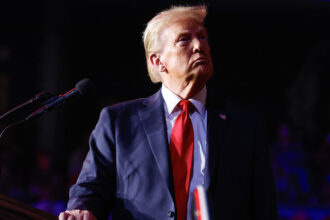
left=175, top=28, right=207, bottom=40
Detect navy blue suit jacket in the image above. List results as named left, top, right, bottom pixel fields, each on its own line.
left=67, top=90, right=278, bottom=220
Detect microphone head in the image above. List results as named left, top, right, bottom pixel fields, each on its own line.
left=75, top=78, right=95, bottom=96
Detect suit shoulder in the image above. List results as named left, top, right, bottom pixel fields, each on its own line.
left=226, top=102, right=256, bottom=117
left=108, top=98, right=145, bottom=111
left=224, top=101, right=263, bottom=125
left=98, top=98, right=143, bottom=119
left=99, top=91, right=160, bottom=119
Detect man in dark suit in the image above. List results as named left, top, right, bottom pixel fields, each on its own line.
left=59, top=5, right=277, bottom=220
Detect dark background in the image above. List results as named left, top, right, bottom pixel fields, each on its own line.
left=0, top=0, right=330, bottom=219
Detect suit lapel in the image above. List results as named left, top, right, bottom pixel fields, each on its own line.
left=138, top=91, right=174, bottom=196
left=205, top=101, right=229, bottom=191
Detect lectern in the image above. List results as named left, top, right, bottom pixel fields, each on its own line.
left=0, top=194, right=57, bottom=220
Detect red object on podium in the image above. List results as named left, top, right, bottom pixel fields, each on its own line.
left=192, top=185, right=210, bottom=220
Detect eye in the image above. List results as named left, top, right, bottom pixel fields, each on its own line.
left=177, top=35, right=191, bottom=43
left=178, top=37, right=189, bottom=42
left=199, top=34, right=207, bottom=41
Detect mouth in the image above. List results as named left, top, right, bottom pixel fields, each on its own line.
left=191, top=57, right=208, bottom=68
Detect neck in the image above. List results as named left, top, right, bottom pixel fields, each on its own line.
left=162, top=80, right=205, bottom=99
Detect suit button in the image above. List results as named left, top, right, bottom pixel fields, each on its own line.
left=168, top=211, right=174, bottom=218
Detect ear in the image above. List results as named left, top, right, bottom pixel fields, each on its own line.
left=150, top=53, right=167, bottom=73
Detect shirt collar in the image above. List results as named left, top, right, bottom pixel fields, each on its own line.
left=161, top=84, right=206, bottom=116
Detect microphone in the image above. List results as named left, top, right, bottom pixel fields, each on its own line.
left=0, top=91, right=54, bottom=121
left=25, top=78, right=94, bottom=121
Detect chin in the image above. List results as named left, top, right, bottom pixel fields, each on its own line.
left=196, top=67, right=213, bottom=80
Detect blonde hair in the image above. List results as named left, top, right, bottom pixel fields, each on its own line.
left=142, top=5, right=207, bottom=83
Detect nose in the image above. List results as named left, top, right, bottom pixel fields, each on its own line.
left=192, top=37, right=204, bottom=53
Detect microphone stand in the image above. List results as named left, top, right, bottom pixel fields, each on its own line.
left=0, top=92, right=53, bottom=122
left=0, top=92, right=55, bottom=139
left=0, top=78, right=93, bottom=139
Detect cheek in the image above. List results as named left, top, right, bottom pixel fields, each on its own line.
left=175, top=51, right=190, bottom=66
left=162, top=49, right=191, bottom=75
left=166, top=53, right=186, bottom=68
left=173, top=56, right=190, bottom=75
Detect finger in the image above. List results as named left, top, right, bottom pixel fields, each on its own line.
left=82, top=211, right=97, bottom=220
left=82, top=213, right=89, bottom=220
left=67, top=214, right=76, bottom=220
left=59, top=212, right=72, bottom=220
left=59, top=212, right=66, bottom=220
left=76, top=212, right=83, bottom=220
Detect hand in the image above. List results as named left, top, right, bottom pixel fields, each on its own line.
left=59, top=210, right=97, bottom=220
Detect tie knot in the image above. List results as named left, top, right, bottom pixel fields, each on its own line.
left=178, top=99, right=194, bottom=113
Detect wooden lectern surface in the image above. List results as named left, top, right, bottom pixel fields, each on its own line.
left=0, top=194, right=58, bottom=220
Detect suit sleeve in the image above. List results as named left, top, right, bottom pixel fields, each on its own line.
left=67, top=108, right=116, bottom=220
left=253, top=116, right=278, bottom=219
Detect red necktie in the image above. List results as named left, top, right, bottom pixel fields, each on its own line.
left=169, top=99, right=194, bottom=220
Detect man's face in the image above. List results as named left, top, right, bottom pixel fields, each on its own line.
left=158, top=19, right=213, bottom=88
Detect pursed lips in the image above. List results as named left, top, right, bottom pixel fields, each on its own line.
left=191, top=57, right=208, bottom=68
